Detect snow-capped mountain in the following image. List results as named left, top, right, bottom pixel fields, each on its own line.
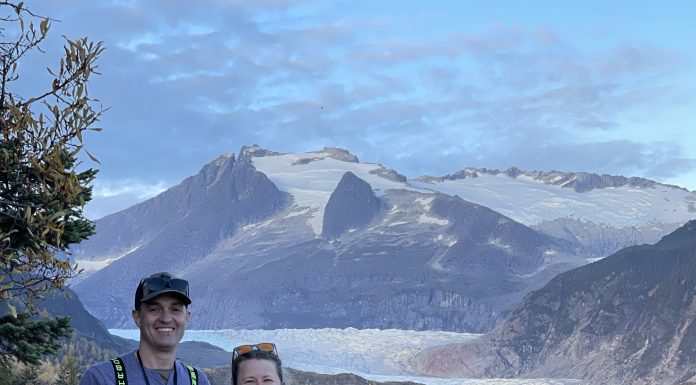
left=71, top=146, right=695, bottom=332
left=248, top=146, right=694, bottom=256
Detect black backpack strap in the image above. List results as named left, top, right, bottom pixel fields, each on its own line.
left=185, top=363, right=198, bottom=385
left=110, top=357, right=128, bottom=385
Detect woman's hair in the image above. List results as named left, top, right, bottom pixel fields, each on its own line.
left=231, top=350, right=284, bottom=385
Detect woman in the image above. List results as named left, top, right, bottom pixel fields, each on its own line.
left=232, top=342, right=284, bottom=385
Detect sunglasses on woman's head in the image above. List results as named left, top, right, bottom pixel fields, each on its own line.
left=232, top=342, right=277, bottom=361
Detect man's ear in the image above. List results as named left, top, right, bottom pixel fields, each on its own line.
left=132, top=308, right=141, bottom=328
left=186, top=308, right=191, bottom=322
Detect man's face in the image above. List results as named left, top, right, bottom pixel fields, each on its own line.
left=132, top=293, right=191, bottom=354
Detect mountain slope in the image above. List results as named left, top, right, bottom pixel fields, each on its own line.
left=416, top=220, right=696, bottom=385
left=181, top=186, right=578, bottom=332
left=72, top=152, right=288, bottom=326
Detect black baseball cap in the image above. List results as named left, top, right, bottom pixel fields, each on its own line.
left=134, top=272, right=191, bottom=309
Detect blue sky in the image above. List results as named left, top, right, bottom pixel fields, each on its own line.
left=14, top=1, right=696, bottom=218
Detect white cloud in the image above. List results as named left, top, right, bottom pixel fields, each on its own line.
left=84, top=179, right=170, bottom=220
left=91, top=179, right=168, bottom=199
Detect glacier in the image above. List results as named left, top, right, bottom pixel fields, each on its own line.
left=110, top=328, right=581, bottom=385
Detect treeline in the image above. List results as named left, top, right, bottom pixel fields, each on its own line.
left=0, top=334, right=119, bottom=385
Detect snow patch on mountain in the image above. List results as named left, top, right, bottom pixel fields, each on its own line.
left=418, top=214, right=449, bottom=226
left=413, top=197, right=449, bottom=225
left=252, top=151, right=416, bottom=235
left=412, top=174, right=695, bottom=228
left=435, top=234, right=457, bottom=247
left=488, top=238, right=512, bottom=252
left=77, top=244, right=142, bottom=274
left=77, top=257, right=118, bottom=274
left=283, top=206, right=311, bottom=218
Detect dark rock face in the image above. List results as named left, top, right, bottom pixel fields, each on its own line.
left=291, top=147, right=360, bottom=165
left=322, top=171, right=382, bottom=238
left=320, top=147, right=360, bottom=162
left=369, top=166, right=407, bottom=182
left=417, top=220, right=696, bottom=385
left=239, top=144, right=280, bottom=159
left=429, top=195, right=553, bottom=275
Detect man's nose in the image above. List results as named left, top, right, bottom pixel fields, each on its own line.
left=158, top=309, right=174, bottom=321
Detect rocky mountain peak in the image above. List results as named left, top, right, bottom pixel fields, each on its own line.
left=322, top=171, right=381, bottom=238
left=239, top=144, right=280, bottom=161
left=369, top=165, right=407, bottom=183
left=438, top=166, right=672, bottom=193
left=199, top=153, right=237, bottom=187
left=319, top=147, right=360, bottom=163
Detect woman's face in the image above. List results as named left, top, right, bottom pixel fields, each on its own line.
left=236, top=359, right=282, bottom=385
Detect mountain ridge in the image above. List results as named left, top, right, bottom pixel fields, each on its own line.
left=417, top=166, right=687, bottom=193
left=73, top=156, right=289, bottom=326
left=415, top=219, right=696, bottom=385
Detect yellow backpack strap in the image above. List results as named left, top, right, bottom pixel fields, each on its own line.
left=110, top=357, right=128, bottom=385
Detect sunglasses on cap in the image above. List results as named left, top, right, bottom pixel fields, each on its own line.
left=232, top=342, right=278, bottom=361
left=139, top=275, right=190, bottom=302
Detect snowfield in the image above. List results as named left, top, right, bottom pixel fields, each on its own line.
left=252, top=150, right=695, bottom=234
left=110, top=328, right=581, bottom=385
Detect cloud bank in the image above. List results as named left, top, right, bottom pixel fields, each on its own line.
left=18, top=1, right=695, bottom=217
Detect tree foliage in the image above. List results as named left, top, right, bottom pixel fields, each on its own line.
left=55, top=352, right=81, bottom=385
left=0, top=2, right=103, bottom=311
left=0, top=313, right=71, bottom=367
left=0, top=0, right=104, bottom=368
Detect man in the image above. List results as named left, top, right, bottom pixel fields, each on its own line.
left=79, top=272, right=211, bottom=385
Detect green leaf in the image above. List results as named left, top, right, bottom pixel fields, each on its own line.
left=8, top=303, right=17, bottom=318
